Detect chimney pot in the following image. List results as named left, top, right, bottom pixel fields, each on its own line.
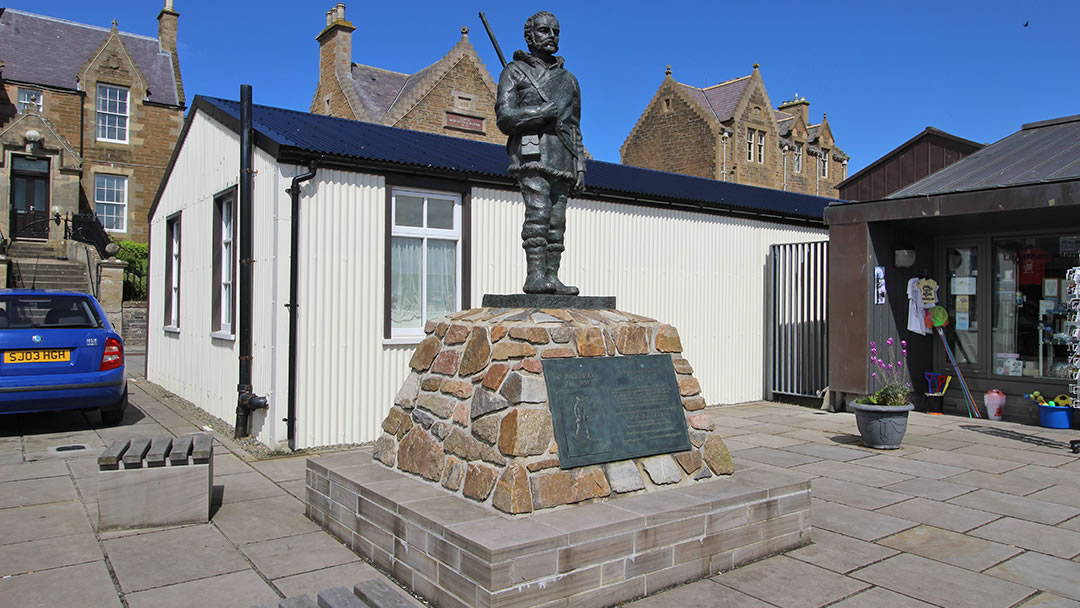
left=326, top=10, right=332, bottom=27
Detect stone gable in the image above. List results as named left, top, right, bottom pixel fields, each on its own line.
left=620, top=80, right=717, bottom=179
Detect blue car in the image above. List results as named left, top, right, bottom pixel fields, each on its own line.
left=0, top=289, right=128, bottom=424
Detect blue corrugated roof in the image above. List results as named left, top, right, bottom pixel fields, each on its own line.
left=199, top=96, right=835, bottom=221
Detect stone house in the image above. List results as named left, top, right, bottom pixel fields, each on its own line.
left=310, top=3, right=504, bottom=145
left=0, top=2, right=185, bottom=248
left=621, top=65, right=848, bottom=198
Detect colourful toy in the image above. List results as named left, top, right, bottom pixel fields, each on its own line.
left=1025, top=391, right=1048, bottom=405
left=1052, top=394, right=1073, bottom=408
left=926, top=306, right=980, bottom=418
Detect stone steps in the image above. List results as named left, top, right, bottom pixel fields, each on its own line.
left=8, top=258, right=90, bottom=292
left=253, top=579, right=424, bottom=608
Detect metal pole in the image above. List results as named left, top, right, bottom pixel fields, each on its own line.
left=478, top=12, right=507, bottom=69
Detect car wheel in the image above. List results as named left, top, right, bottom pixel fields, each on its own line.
left=100, top=387, right=128, bottom=426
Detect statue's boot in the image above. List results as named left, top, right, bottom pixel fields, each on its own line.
left=522, top=245, right=552, bottom=293
left=545, top=244, right=579, bottom=296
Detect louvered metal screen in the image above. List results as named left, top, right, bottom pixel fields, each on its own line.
left=767, top=241, right=829, bottom=398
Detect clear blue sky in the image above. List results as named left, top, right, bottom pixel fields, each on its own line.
left=13, top=0, right=1078, bottom=175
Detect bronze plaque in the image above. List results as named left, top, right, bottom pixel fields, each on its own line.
left=542, top=355, right=691, bottom=469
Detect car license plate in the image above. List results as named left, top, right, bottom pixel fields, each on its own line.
left=4, top=349, right=71, bottom=364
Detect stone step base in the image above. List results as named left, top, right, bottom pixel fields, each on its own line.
left=306, top=452, right=813, bottom=608
left=253, top=579, right=426, bottom=608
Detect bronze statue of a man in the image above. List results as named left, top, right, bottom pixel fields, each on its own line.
left=495, top=11, right=585, bottom=295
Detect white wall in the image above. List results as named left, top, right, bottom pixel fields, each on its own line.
left=471, top=188, right=826, bottom=405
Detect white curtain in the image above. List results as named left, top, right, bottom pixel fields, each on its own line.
left=391, top=237, right=422, bottom=328
left=427, top=239, right=457, bottom=322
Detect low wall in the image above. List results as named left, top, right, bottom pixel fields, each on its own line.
left=122, top=301, right=148, bottom=348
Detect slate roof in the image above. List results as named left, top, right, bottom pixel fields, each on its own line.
left=776, top=113, right=795, bottom=137
left=0, top=8, right=181, bottom=106
left=888, top=115, right=1080, bottom=199
left=192, top=96, right=836, bottom=223
left=348, top=64, right=410, bottom=121
left=678, top=75, right=751, bottom=123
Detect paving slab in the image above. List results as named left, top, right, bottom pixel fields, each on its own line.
left=949, top=489, right=1080, bottom=525
left=852, top=553, right=1035, bottom=608
left=0, top=499, right=93, bottom=545
left=827, top=586, right=939, bottom=607
left=969, top=517, right=1080, bottom=559
left=251, top=456, right=311, bottom=482
left=104, top=523, right=249, bottom=593
left=218, top=470, right=289, bottom=504
left=902, top=434, right=978, bottom=451
left=240, top=530, right=361, bottom=580
left=1062, top=515, right=1080, bottom=532
left=213, top=494, right=320, bottom=545
left=952, top=443, right=1077, bottom=467
left=0, top=559, right=122, bottom=607
left=876, top=496, right=1002, bottom=533
left=857, top=454, right=969, bottom=480
left=809, top=476, right=909, bottom=510
left=0, top=532, right=102, bottom=576
left=986, top=552, right=1080, bottom=601
left=882, top=477, right=978, bottom=501
left=1017, top=592, right=1080, bottom=607
left=905, top=449, right=1027, bottom=474
left=625, top=578, right=776, bottom=607
left=0, top=474, right=77, bottom=508
left=878, top=524, right=1023, bottom=572
left=734, top=446, right=821, bottom=468
left=786, top=528, right=898, bottom=574
left=810, top=497, right=918, bottom=541
left=944, top=470, right=1055, bottom=496
left=792, top=459, right=914, bottom=487
left=124, top=569, right=281, bottom=608
left=783, top=442, right=871, bottom=462
left=213, top=452, right=255, bottom=476
left=1008, top=465, right=1080, bottom=489
left=1027, top=484, right=1080, bottom=509
left=272, top=560, right=384, bottom=600
left=0, top=459, right=69, bottom=482
left=727, top=432, right=807, bottom=449
left=711, top=554, right=869, bottom=608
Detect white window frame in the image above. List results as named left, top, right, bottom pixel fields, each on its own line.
left=94, top=173, right=127, bottom=232
left=96, top=83, right=129, bottom=143
left=820, top=149, right=830, bottom=178
left=212, top=191, right=236, bottom=338
left=387, top=188, right=462, bottom=343
left=17, top=88, right=43, bottom=113
left=757, top=131, right=765, bottom=164
left=164, top=213, right=181, bottom=330
left=794, top=143, right=803, bottom=173
left=746, top=128, right=754, bottom=162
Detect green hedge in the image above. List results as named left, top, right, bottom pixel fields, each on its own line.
left=116, top=240, right=148, bottom=301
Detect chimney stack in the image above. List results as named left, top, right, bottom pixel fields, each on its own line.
left=778, top=95, right=810, bottom=125
left=317, top=3, right=355, bottom=80
left=157, top=0, right=179, bottom=53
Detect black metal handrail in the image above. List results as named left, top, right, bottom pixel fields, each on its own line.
left=65, top=212, right=113, bottom=259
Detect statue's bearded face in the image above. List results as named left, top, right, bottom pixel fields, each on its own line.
left=526, top=13, right=559, bottom=55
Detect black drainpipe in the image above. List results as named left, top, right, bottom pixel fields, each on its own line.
left=235, top=84, right=268, bottom=438
left=285, top=160, right=317, bottom=450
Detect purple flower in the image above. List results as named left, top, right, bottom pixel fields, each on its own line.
left=897, top=361, right=904, bottom=368
left=886, top=338, right=894, bottom=345
left=871, top=372, right=877, bottom=378
left=871, top=348, right=878, bottom=356
left=870, top=341, right=876, bottom=348
left=901, top=340, right=907, bottom=348
left=888, top=363, right=894, bottom=370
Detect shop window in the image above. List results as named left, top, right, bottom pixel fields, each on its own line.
left=388, top=189, right=461, bottom=340
left=991, top=235, right=1079, bottom=379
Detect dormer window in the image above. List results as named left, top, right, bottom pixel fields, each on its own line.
left=17, top=88, right=43, bottom=113
left=794, top=143, right=803, bottom=173
left=96, top=83, right=129, bottom=143
left=820, top=149, right=830, bottom=178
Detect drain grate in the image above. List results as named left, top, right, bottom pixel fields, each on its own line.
left=55, top=444, right=87, bottom=452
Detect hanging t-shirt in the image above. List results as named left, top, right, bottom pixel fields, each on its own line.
left=1018, top=247, right=1049, bottom=286
left=918, top=278, right=939, bottom=306
left=907, top=278, right=930, bottom=335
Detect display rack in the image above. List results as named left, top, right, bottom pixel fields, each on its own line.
left=1067, top=263, right=1080, bottom=408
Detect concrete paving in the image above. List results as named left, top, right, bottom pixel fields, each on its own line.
left=1, top=358, right=1078, bottom=607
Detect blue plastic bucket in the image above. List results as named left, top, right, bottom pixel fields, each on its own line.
left=1038, top=404, right=1071, bottom=429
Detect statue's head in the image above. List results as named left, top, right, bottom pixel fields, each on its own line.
left=524, top=11, right=559, bottom=56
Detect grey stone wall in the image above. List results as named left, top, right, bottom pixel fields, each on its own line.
left=122, top=300, right=148, bottom=349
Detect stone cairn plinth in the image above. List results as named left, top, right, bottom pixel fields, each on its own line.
left=373, top=306, right=733, bottom=515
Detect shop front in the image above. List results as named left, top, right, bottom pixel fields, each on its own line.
left=825, top=115, right=1080, bottom=424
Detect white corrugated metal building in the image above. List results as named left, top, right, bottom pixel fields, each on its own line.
left=147, top=96, right=832, bottom=450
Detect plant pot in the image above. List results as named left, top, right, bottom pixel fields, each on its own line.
left=850, top=401, right=915, bottom=449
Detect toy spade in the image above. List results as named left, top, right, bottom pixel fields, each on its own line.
left=926, top=306, right=981, bottom=418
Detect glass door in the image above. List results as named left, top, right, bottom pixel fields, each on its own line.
left=943, top=244, right=980, bottom=369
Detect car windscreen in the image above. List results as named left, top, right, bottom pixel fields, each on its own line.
left=0, top=295, right=103, bottom=329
